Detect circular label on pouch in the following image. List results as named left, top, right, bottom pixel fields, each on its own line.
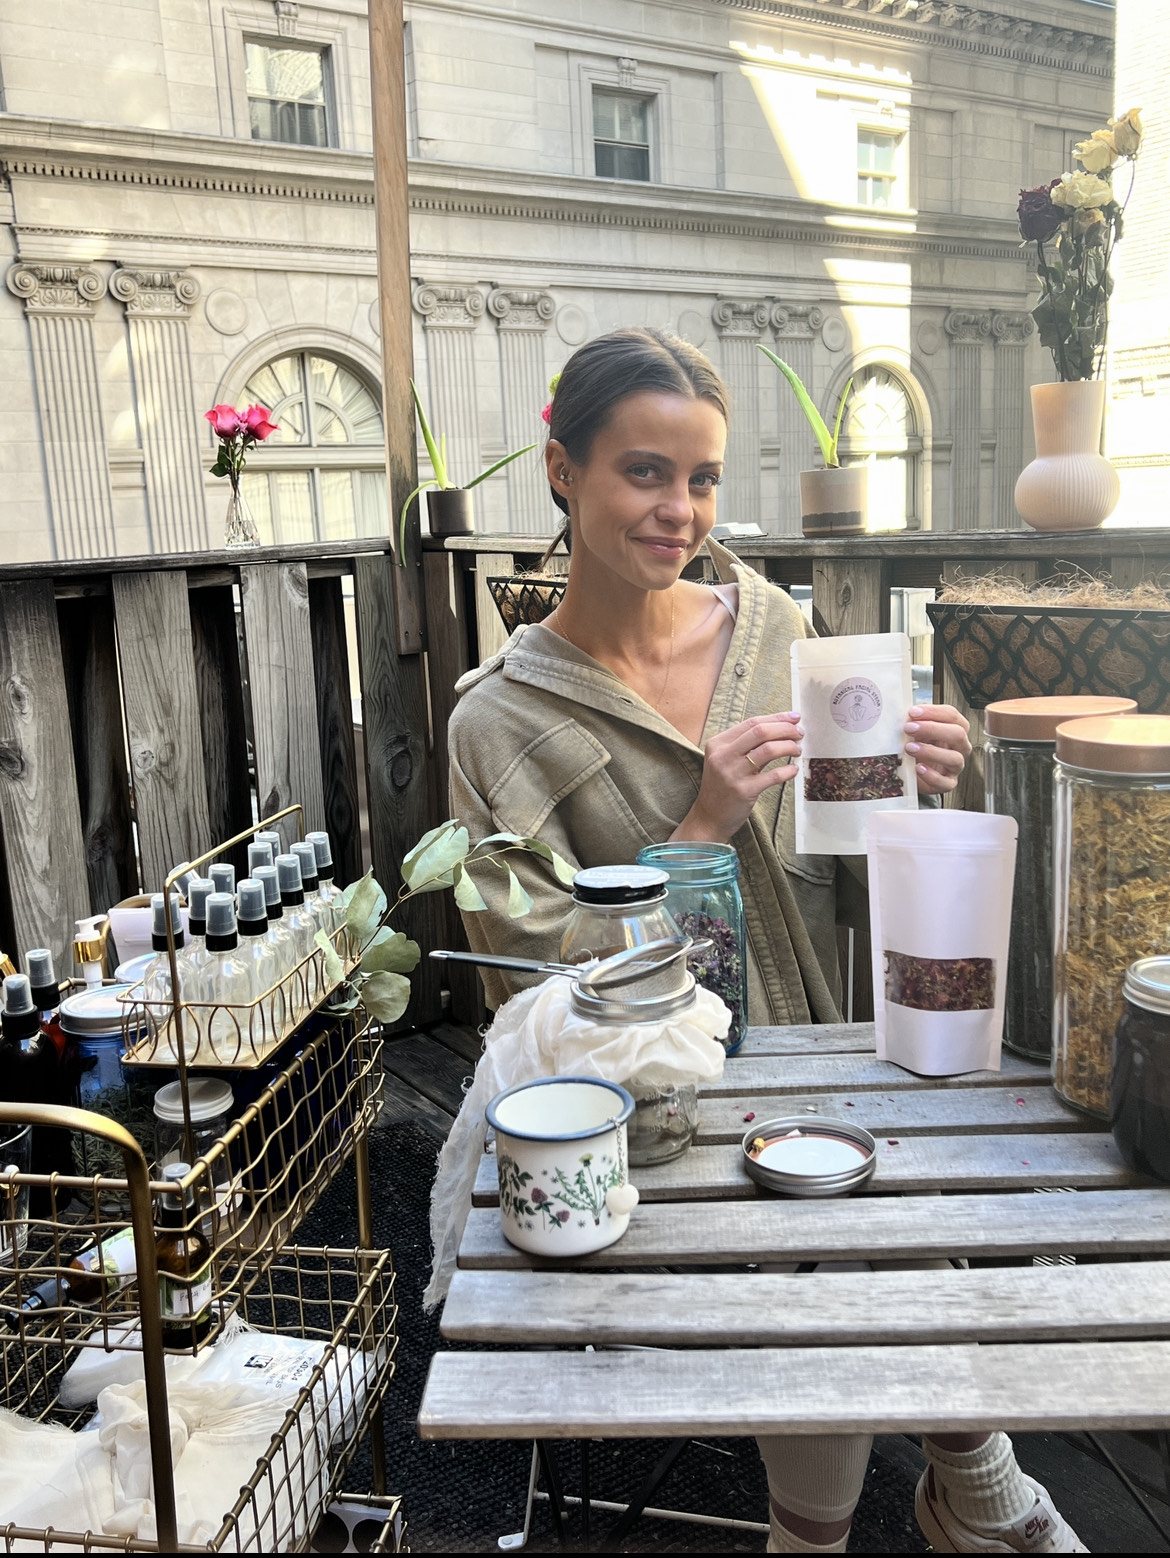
left=830, top=677, right=883, bottom=733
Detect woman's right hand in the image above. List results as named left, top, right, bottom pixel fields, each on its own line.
left=671, top=713, right=803, bottom=845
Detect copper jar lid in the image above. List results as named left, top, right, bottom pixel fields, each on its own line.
left=1055, top=714, right=1170, bottom=775
left=986, top=695, right=1137, bottom=743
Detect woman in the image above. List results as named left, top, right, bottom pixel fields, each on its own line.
left=448, top=328, right=1082, bottom=1555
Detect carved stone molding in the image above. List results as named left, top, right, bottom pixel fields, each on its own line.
left=110, top=268, right=201, bottom=317
left=275, top=0, right=298, bottom=36
left=992, top=311, right=1035, bottom=346
left=945, top=309, right=993, bottom=344
left=712, top=298, right=770, bottom=338
left=770, top=302, right=825, bottom=340
left=487, top=288, right=556, bottom=332
left=6, top=262, right=106, bottom=315
left=412, top=283, right=485, bottom=329
left=618, top=57, right=637, bottom=88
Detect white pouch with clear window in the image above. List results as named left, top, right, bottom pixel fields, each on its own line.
left=867, top=809, right=1018, bottom=1076
left=793, top=632, right=917, bottom=855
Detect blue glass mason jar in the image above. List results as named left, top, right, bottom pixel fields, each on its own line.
left=635, top=843, right=747, bottom=1055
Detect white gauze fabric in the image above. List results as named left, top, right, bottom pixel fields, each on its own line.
left=424, top=973, right=729, bottom=1309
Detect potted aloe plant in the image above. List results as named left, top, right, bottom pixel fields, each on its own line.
left=399, top=382, right=536, bottom=557
left=758, top=347, right=857, bottom=538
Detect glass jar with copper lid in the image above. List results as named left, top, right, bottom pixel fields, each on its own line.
left=1053, top=715, right=1170, bottom=1117
left=1112, top=955, right=1170, bottom=1183
left=984, top=696, right=1136, bottom=1061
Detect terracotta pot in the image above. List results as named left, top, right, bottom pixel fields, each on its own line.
left=1014, top=381, right=1120, bottom=532
left=426, top=487, right=474, bottom=536
left=799, top=465, right=867, bottom=538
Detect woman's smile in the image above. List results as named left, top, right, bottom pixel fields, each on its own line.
left=632, top=533, right=689, bottom=560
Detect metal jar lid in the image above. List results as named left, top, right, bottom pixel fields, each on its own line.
left=1123, top=956, right=1170, bottom=1017
left=153, top=1076, right=234, bottom=1125
left=985, top=695, right=1137, bottom=744
left=571, top=865, right=669, bottom=907
left=742, top=1116, right=877, bottom=1198
left=60, top=984, right=144, bottom=1039
left=1055, top=714, right=1170, bottom=776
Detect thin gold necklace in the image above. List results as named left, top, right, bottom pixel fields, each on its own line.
left=550, top=590, right=677, bottom=711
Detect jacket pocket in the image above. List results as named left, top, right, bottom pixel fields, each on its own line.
left=488, top=719, right=612, bottom=838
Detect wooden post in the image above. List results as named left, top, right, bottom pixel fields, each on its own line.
left=472, top=553, right=515, bottom=665
left=368, top=0, right=424, bottom=654
left=188, top=583, right=253, bottom=882
left=811, top=557, right=889, bottom=637
left=308, top=576, right=364, bottom=888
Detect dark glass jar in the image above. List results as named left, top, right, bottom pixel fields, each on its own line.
left=636, top=843, right=747, bottom=1056
left=1112, top=955, right=1170, bottom=1182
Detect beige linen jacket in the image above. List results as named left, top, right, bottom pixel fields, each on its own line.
left=448, top=541, right=852, bottom=1023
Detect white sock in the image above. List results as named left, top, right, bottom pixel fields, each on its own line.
left=758, top=1432, right=871, bottom=1554
left=922, top=1433, right=1035, bottom=1532
left=767, top=1521, right=849, bottom=1554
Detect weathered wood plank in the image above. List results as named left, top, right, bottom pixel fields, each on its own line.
left=187, top=584, right=251, bottom=882
left=308, top=576, right=363, bottom=886
left=419, top=1340, right=1170, bottom=1439
left=472, top=553, right=514, bottom=665
left=56, top=594, right=137, bottom=914
left=429, top=1020, right=484, bottom=1067
left=111, top=572, right=210, bottom=893
left=474, top=1132, right=1138, bottom=1206
left=459, top=1187, right=1170, bottom=1269
left=0, top=581, right=91, bottom=972
left=811, top=558, right=889, bottom=638
left=737, top=1023, right=876, bottom=1056
left=695, top=1085, right=1086, bottom=1142
left=238, top=563, right=327, bottom=850
left=353, top=552, right=443, bottom=1025
left=711, top=1051, right=1049, bottom=1096
left=382, top=1032, right=473, bottom=1114
left=376, top=1071, right=454, bottom=1144
left=441, top=1260, right=1170, bottom=1348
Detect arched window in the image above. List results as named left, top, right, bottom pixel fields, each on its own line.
left=237, top=352, right=387, bottom=544
left=837, top=366, right=923, bottom=532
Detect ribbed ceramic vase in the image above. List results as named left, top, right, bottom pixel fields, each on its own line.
left=1014, top=381, right=1120, bottom=532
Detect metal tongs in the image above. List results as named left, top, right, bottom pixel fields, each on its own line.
left=430, top=935, right=710, bottom=992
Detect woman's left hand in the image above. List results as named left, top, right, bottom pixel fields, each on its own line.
left=905, top=704, right=972, bottom=796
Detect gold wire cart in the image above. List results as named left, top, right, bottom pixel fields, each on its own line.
left=0, top=807, right=403, bottom=1552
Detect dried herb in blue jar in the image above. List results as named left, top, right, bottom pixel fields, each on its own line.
left=635, top=843, right=747, bottom=1055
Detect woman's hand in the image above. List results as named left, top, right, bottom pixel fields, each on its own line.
left=672, top=713, right=803, bottom=844
left=905, top=704, right=972, bottom=796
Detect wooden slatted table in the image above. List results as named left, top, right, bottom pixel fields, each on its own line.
left=420, top=1023, right=1170, bottom=1444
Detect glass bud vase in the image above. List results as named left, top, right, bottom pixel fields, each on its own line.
left=635, top=842, right=748, bottom=1055
left=224, top=485, right=261, bottom=547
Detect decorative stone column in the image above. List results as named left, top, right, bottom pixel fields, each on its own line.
left=6, top=262, right=116, bottom=559
left=412, top=284, right=485, bottom=509
left=945, top=309, right=992, bottom=530
left=110, top=268, right=207, bottom=552
left=712, top=299, right=770, bottom=529
left=488, top=288, right=555, bottom=535
left=992, top=311, right=1035, bottom=528
left=771, top=302, right=825, bottom=535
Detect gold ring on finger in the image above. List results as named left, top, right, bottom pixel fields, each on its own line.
left=745, top=752, right=761, bottom=772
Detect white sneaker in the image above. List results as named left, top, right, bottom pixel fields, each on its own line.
left=915, top=1465, right=1089, bottom=1553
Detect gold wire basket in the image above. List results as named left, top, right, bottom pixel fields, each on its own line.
left=0, top=1243, right=399, bottom=1553
left=118, top=805, right=360, bottom=1072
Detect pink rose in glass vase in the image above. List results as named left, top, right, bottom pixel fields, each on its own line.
left=205, top=402, right=279, bottom=547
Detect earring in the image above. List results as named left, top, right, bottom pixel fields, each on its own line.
left=560, top=469, right=571, bottom=483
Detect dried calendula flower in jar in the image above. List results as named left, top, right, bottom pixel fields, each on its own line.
left=1053, top=716, right=1170, bottom=1118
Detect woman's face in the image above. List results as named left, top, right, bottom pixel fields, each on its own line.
left=546, top=392, right=726, bottom=592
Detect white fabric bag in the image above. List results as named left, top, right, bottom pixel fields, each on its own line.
left=868, top=809, right=1018, bottom=1076
left=793, top=632, right=917, bottom=854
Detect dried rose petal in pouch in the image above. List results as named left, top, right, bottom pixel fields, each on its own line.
left=792, top=633, right=917, bottom=854
left=867, top=809, right=1017, bottom=1077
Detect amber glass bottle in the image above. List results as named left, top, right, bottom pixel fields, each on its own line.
left=155, top=1163, right=214, bottom=1350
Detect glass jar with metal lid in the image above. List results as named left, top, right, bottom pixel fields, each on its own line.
left=1054, top=715, right=1170, bottom=1117
left=636, top=843, right=747, bottom=1055
left=1112, top=955, right=1170, bottom=1182
left=985, top=695, right=1136, bottom=1061
left=560, top=866, right=682, bottom=998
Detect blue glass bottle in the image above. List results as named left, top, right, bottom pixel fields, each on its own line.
left=635, top=843, right=748, bottom=1055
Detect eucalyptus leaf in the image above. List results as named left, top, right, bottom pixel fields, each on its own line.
left=324, top=993, right=361, bottom=1014
left=402, top=820, right=469, bottom=891
left=344, top=871, right=387, bottom=940
left=453, top=860, right=488, bottom=912
left=314, top=928, right=345, bottom=987
left=516, top=837, right=576, bottom=885
left=362, top=930, right=421, bottom=975
left=506, top=867, right=533, bottom=920
left=362, top=970, right=412, bottom=1024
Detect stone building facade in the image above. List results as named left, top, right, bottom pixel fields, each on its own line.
left=0, top=0, right=1112, bottom=560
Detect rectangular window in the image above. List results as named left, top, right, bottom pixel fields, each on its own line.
left=593, top=89, right=651, bottom=181
left=246, top=41, right=330, bottom=147
left=857, top=129, right=899, bottom=207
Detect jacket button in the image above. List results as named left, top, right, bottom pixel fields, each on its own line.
left=734, top=661, right=747, bottom=678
